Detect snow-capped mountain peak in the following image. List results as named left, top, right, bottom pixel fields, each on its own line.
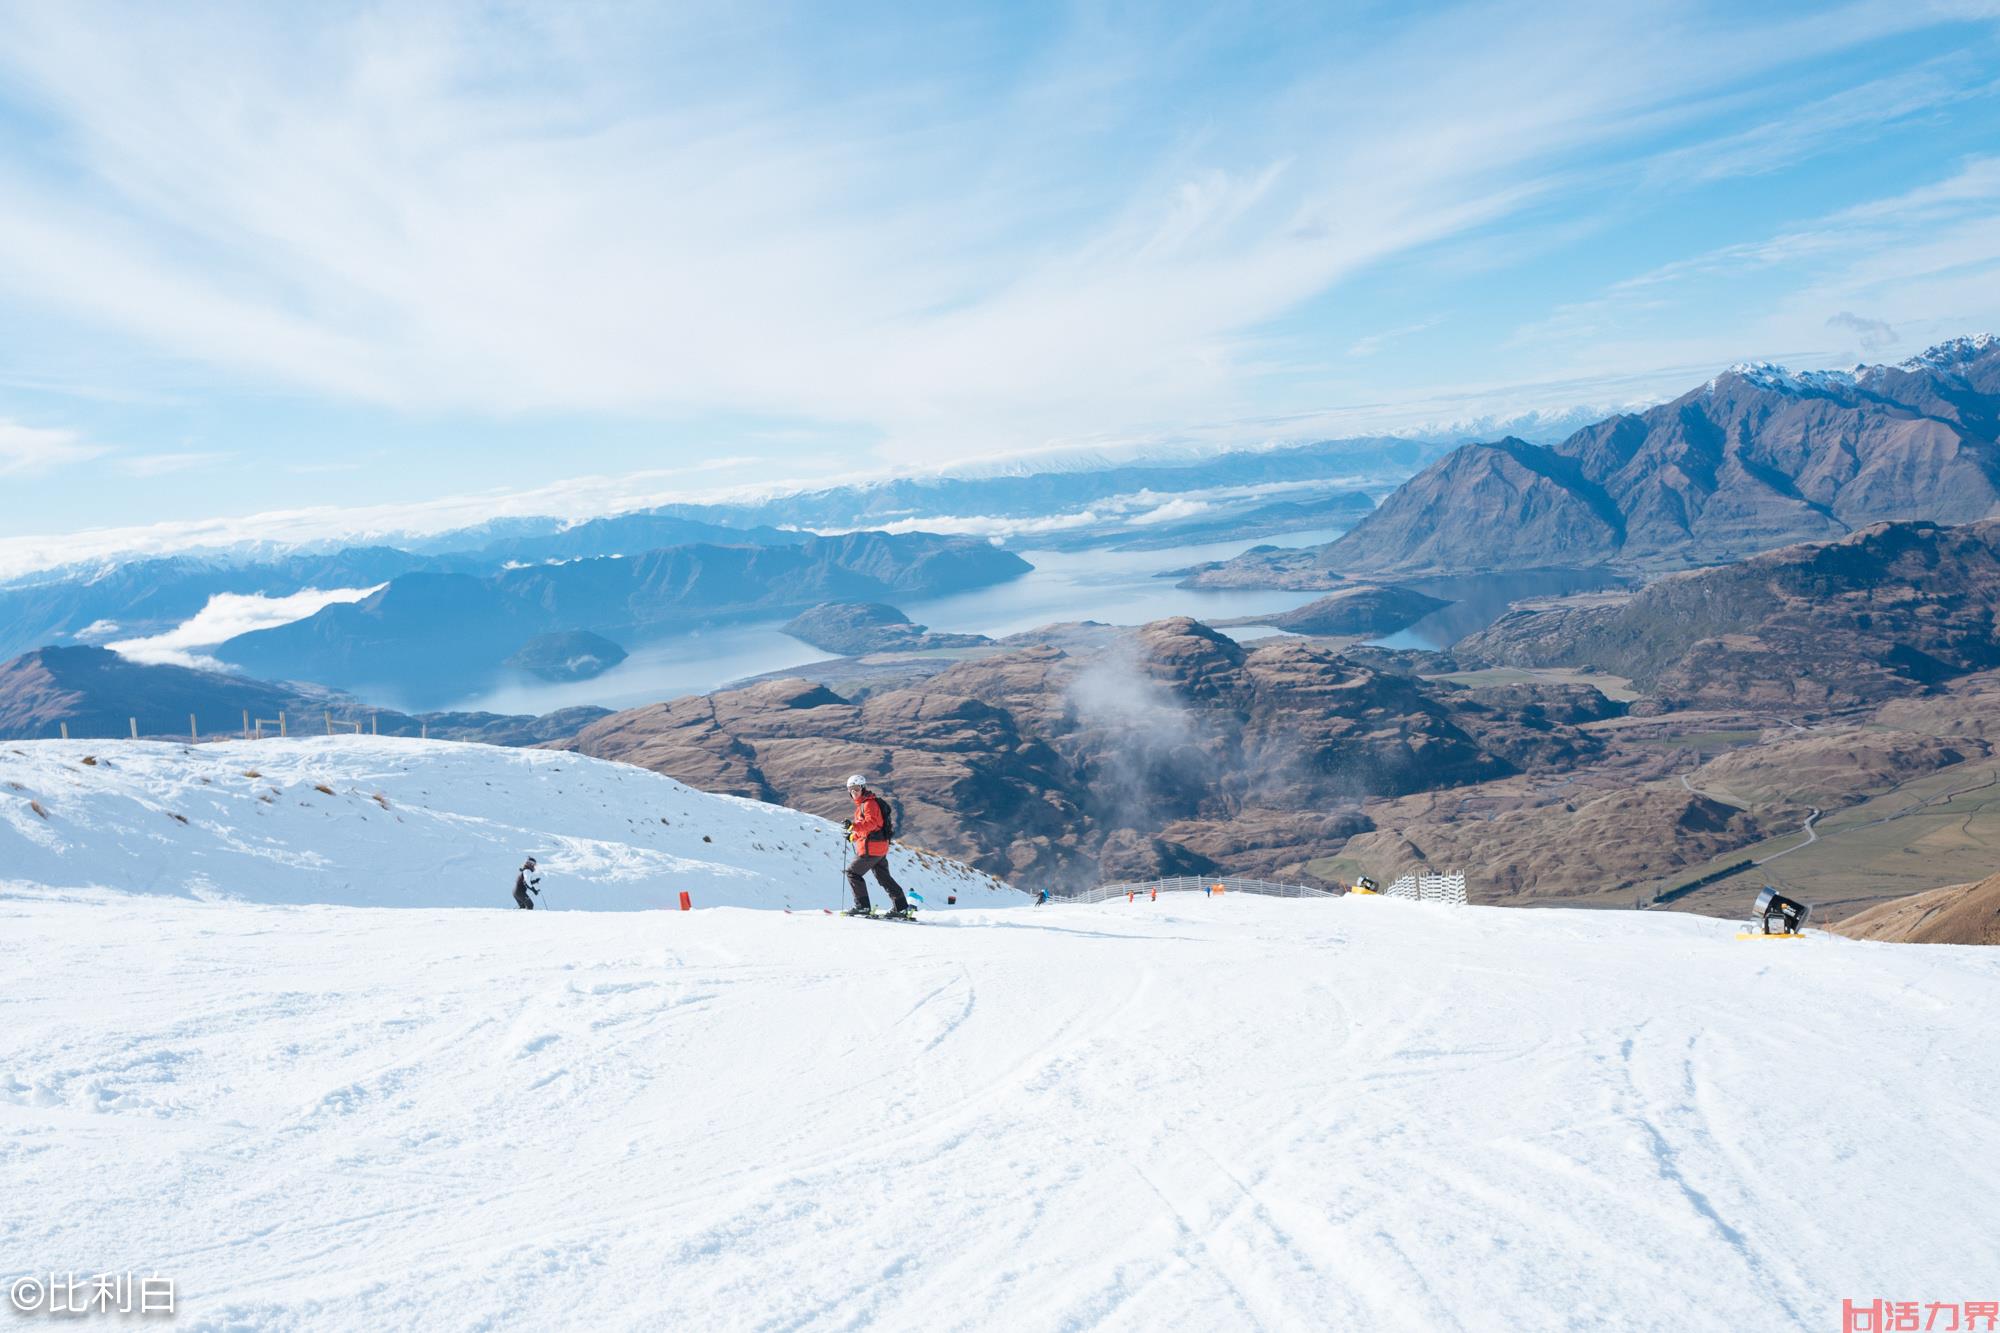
left=1707, top=361, right=1857, bottom=395
left=1898, top=333, right=1999, bottom=373
left=1705, top=333, right=1998, bottom=396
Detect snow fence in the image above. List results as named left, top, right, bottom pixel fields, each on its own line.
left=1385, top=872, right=1469, bottom=905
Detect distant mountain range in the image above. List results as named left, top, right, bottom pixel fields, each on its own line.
left=0, top=435, right=1436, bottom=670
left=0, top=516, right=826, bottom=661
left=214, top=531, right=1029, bottom=699
left=634, top=437, right=1433, bottom=532
left=1208, top=336, right=2000, bottom=578
left=0, top=646, right=606, bottom=744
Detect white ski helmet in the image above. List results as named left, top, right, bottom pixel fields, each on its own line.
left=844, top=773, right=870, bottom=791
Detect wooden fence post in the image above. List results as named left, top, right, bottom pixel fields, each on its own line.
left=60, top=722, right=69, bottom=741
left=279, top=712, right=287, bottom=738
left=191, top=714, right=198, bottom=743
left=242, top=710, right=249, bottom=741
left=129, top=717, right=138, bottom=740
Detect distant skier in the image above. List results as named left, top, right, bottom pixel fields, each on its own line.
left=1036, top=889, right=1050, bottom=906
left=513, top=857, right=541, bottom=910
left=842, top=774, right=913, bottom=919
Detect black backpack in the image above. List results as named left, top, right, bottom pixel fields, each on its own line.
left=869, top=792, right=895, bottom=841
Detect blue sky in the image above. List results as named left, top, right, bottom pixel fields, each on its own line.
left=1, top=0, right=1997, bottom=565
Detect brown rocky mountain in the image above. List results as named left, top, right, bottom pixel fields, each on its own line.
left=1458, top=520, right=2000, bottom=710
left=559, top=617, right=1620, bottom=889
left=1328, top=437, right=1628, bottom=572
left=1337, top=784, right=1777, bottom=902
left=1830, top=872, right=2000, bottom=945
left=1874, top=668, right=2000, bottom=740
left=1207, top=335, right=2000, bottom=578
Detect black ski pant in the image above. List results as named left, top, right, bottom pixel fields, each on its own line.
left=514, top=886, right=535, bottom=910
left=847, top=853, right=909, bottom=912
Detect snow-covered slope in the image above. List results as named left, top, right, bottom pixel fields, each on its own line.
left=3, top=889, right=1995, bottom=1331
left=0, top=738, right=1014, bottom=910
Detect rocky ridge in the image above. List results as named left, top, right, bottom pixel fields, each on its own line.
left=1458, top=520, right=2000, bottom=710
left=1200, top=336, right=2000, bottom=579
left=560, top=616, right=1621, bottom=889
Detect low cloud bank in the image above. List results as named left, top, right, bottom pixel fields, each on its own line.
left=108, top=586, right=382, bottom=668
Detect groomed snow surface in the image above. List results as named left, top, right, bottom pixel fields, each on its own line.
left=4, top=742, right=1999, bottom=1331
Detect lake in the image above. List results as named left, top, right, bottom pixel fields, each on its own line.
left=455, top=529, right=1346, bottom=715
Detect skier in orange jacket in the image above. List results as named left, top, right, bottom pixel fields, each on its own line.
left=843, top=774, right=913, bottom=919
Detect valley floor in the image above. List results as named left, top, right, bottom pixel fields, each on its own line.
left=4, top=892, right=1995, bottom=1331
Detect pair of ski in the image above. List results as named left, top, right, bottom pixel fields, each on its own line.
left=838, top=907, right=920, bottom=924
left=784, top=896, right=924, bottom=920
left=783, top=907, right=921, bottom=923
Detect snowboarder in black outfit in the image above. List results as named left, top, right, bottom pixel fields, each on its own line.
left=843, top=774, right=913, bottom=919
left=513, top=857, right=541, bottom=909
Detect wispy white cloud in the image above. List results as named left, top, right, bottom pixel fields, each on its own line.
left=1827, top=311, right=1898, bottom=352
left=1506, top=154, right=2000, bottom=370
left=1349, top=318, right=1443, bottom=358
left=1639, top=58, right=2000, bottom=187
left=0, top=418, right=106, bottom=476
left=0, top=0, right=1989, bottom=470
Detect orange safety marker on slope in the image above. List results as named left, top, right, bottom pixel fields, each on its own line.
left=678, top=891, right=692, bottom=911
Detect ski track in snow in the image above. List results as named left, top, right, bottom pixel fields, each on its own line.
left=1, top=742, right=1998, bottom=1330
